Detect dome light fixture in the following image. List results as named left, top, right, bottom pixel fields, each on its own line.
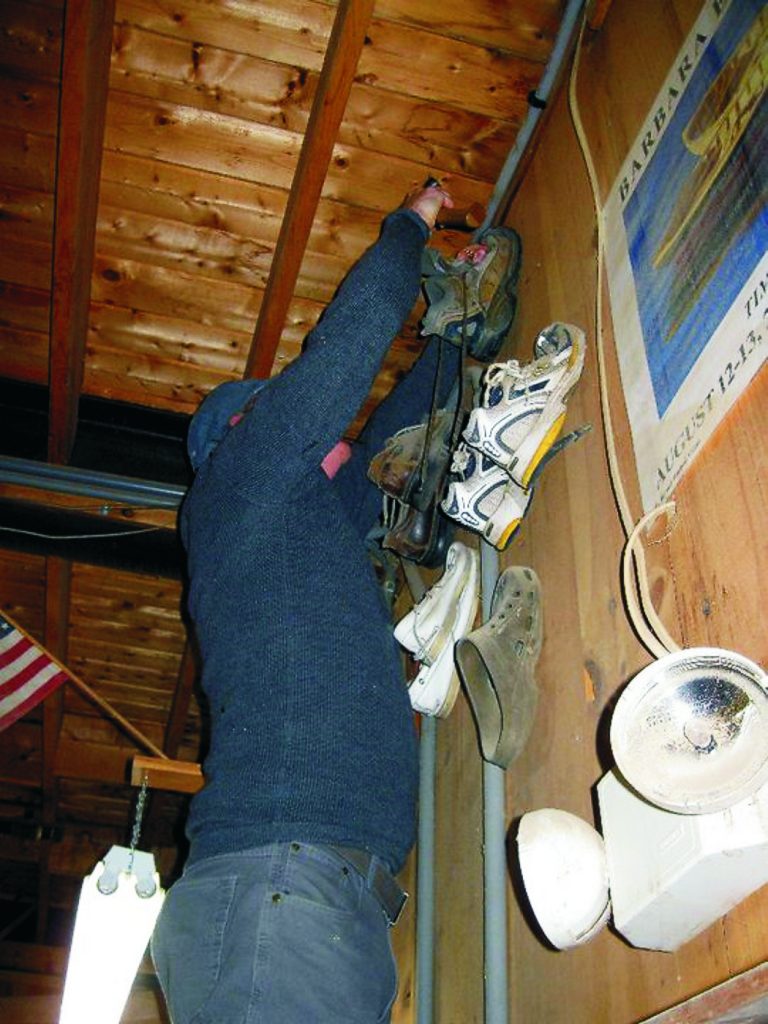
left=517, top=808, right=611, bottom=950
left=610, top=648, right=768, bottom=815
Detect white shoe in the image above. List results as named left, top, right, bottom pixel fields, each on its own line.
left=407, top=546, right=479, bottom=717
left=463, top=323, right=586, bottom=487
left=409, top=640, right=462, bottom=718
left=441, top=443, right=532, bottom=551
left=394, top=541, right=475, bottom=665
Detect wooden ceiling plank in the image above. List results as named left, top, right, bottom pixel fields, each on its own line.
left=372, top=0, right=562, bottom=55
left=246, top=0, right=376, bottom=378
left=0, top=2, right=64, bottom=81
left=54, top=737, right=132, bottom=784
left=48, top=0, right=116, bottom=463
left=105, top=18, right=523, bottom=169
left=102, top=92, right=492, bottom=209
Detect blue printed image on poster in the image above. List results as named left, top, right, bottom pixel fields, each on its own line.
left=623, top=0, right=767, bottom=417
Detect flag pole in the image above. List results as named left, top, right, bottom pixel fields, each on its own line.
left=2, top=609, right=169, bottom=760
left=65, top=673, right=169, bottom=760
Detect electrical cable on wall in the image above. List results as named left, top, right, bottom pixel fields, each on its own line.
left=567, top=11, right=681, bottom=660
left=0, top=525, right=162, bottom=540
left=0, top=500, right=168, bottom=540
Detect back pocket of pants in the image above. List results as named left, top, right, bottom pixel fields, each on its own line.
left=152, top=874, right=237, bottom=1024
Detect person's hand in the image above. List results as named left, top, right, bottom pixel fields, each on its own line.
left=402, top=181, right=454, bottom=231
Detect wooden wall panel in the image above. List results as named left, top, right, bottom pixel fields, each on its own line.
left=434, top=696, right=485, bottom=1023
left=434, top=0, right=768, bottom=1021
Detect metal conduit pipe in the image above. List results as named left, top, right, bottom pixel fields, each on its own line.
left=480, top=544, right=507, bottom=1024
left=400, top=563, right=437, bottom=1024
left=479, top=0, right=586, bottom=235
left=0, top=455, right=186, bottom=508
left=474, top=4, right=585, bottom=1022
left=416, top=716, right=437, bottom=1024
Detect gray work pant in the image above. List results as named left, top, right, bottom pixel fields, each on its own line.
left=151, top=842, right=398, bottom=1023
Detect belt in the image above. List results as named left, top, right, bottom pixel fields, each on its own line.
left=329, top=845, right=408, bottom=926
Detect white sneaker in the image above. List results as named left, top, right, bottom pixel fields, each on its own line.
left=462, top=323, right=586, bottom=488
left=394, top=541, right=475, bottom=665
left=441, top=443, right=532, bottom=551
left=406, top=544, right=479, bottom=717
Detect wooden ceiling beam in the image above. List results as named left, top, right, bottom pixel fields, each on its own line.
left=38, top=557, right=71, bottom=942
left=48, top=0, right=116, bottom=464
left=245, top=0, right=376, bottom=379
left=42, top=559, right=70, bottom=794
left=163, top=643, right=198, bottom=758
left=137, top=642, right=200, bottom=844
left=132, top=756, right=203, bottom=794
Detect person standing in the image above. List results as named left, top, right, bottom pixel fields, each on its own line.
left=151, top=184, right=460, bottom=1024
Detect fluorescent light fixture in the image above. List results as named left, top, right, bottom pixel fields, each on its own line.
left=59, top=847, right=165, bottom=1024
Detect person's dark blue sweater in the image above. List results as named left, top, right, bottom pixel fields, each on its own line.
left=181, top=209, right=460, bottom=873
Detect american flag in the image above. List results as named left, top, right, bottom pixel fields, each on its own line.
left=0, top=612, right=69, bottom=732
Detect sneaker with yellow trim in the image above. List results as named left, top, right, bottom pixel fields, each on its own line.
left=440, top=442, right=532, bottom=551
left=462, top=323, right=586, bottom=488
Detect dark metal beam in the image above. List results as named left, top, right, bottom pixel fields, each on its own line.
left=0, top=456, right=186, bottom=509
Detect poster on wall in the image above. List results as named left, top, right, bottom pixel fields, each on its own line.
left=603, top=0, right=766, bottom=512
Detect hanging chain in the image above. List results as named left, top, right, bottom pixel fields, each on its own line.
left=128, top=773, right=149, bottom=873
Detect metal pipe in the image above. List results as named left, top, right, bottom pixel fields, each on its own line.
left=416, top=716, right=437, bottom=1024
left=0, top=455, right=186, bottom=508
left=401, top=563, right=437, bottom=1024
left=480, top=544, right=508, bottom=1024
left=474, top=7, right=586, bottom=1021
left=479, top=0, right=586, bottom=233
